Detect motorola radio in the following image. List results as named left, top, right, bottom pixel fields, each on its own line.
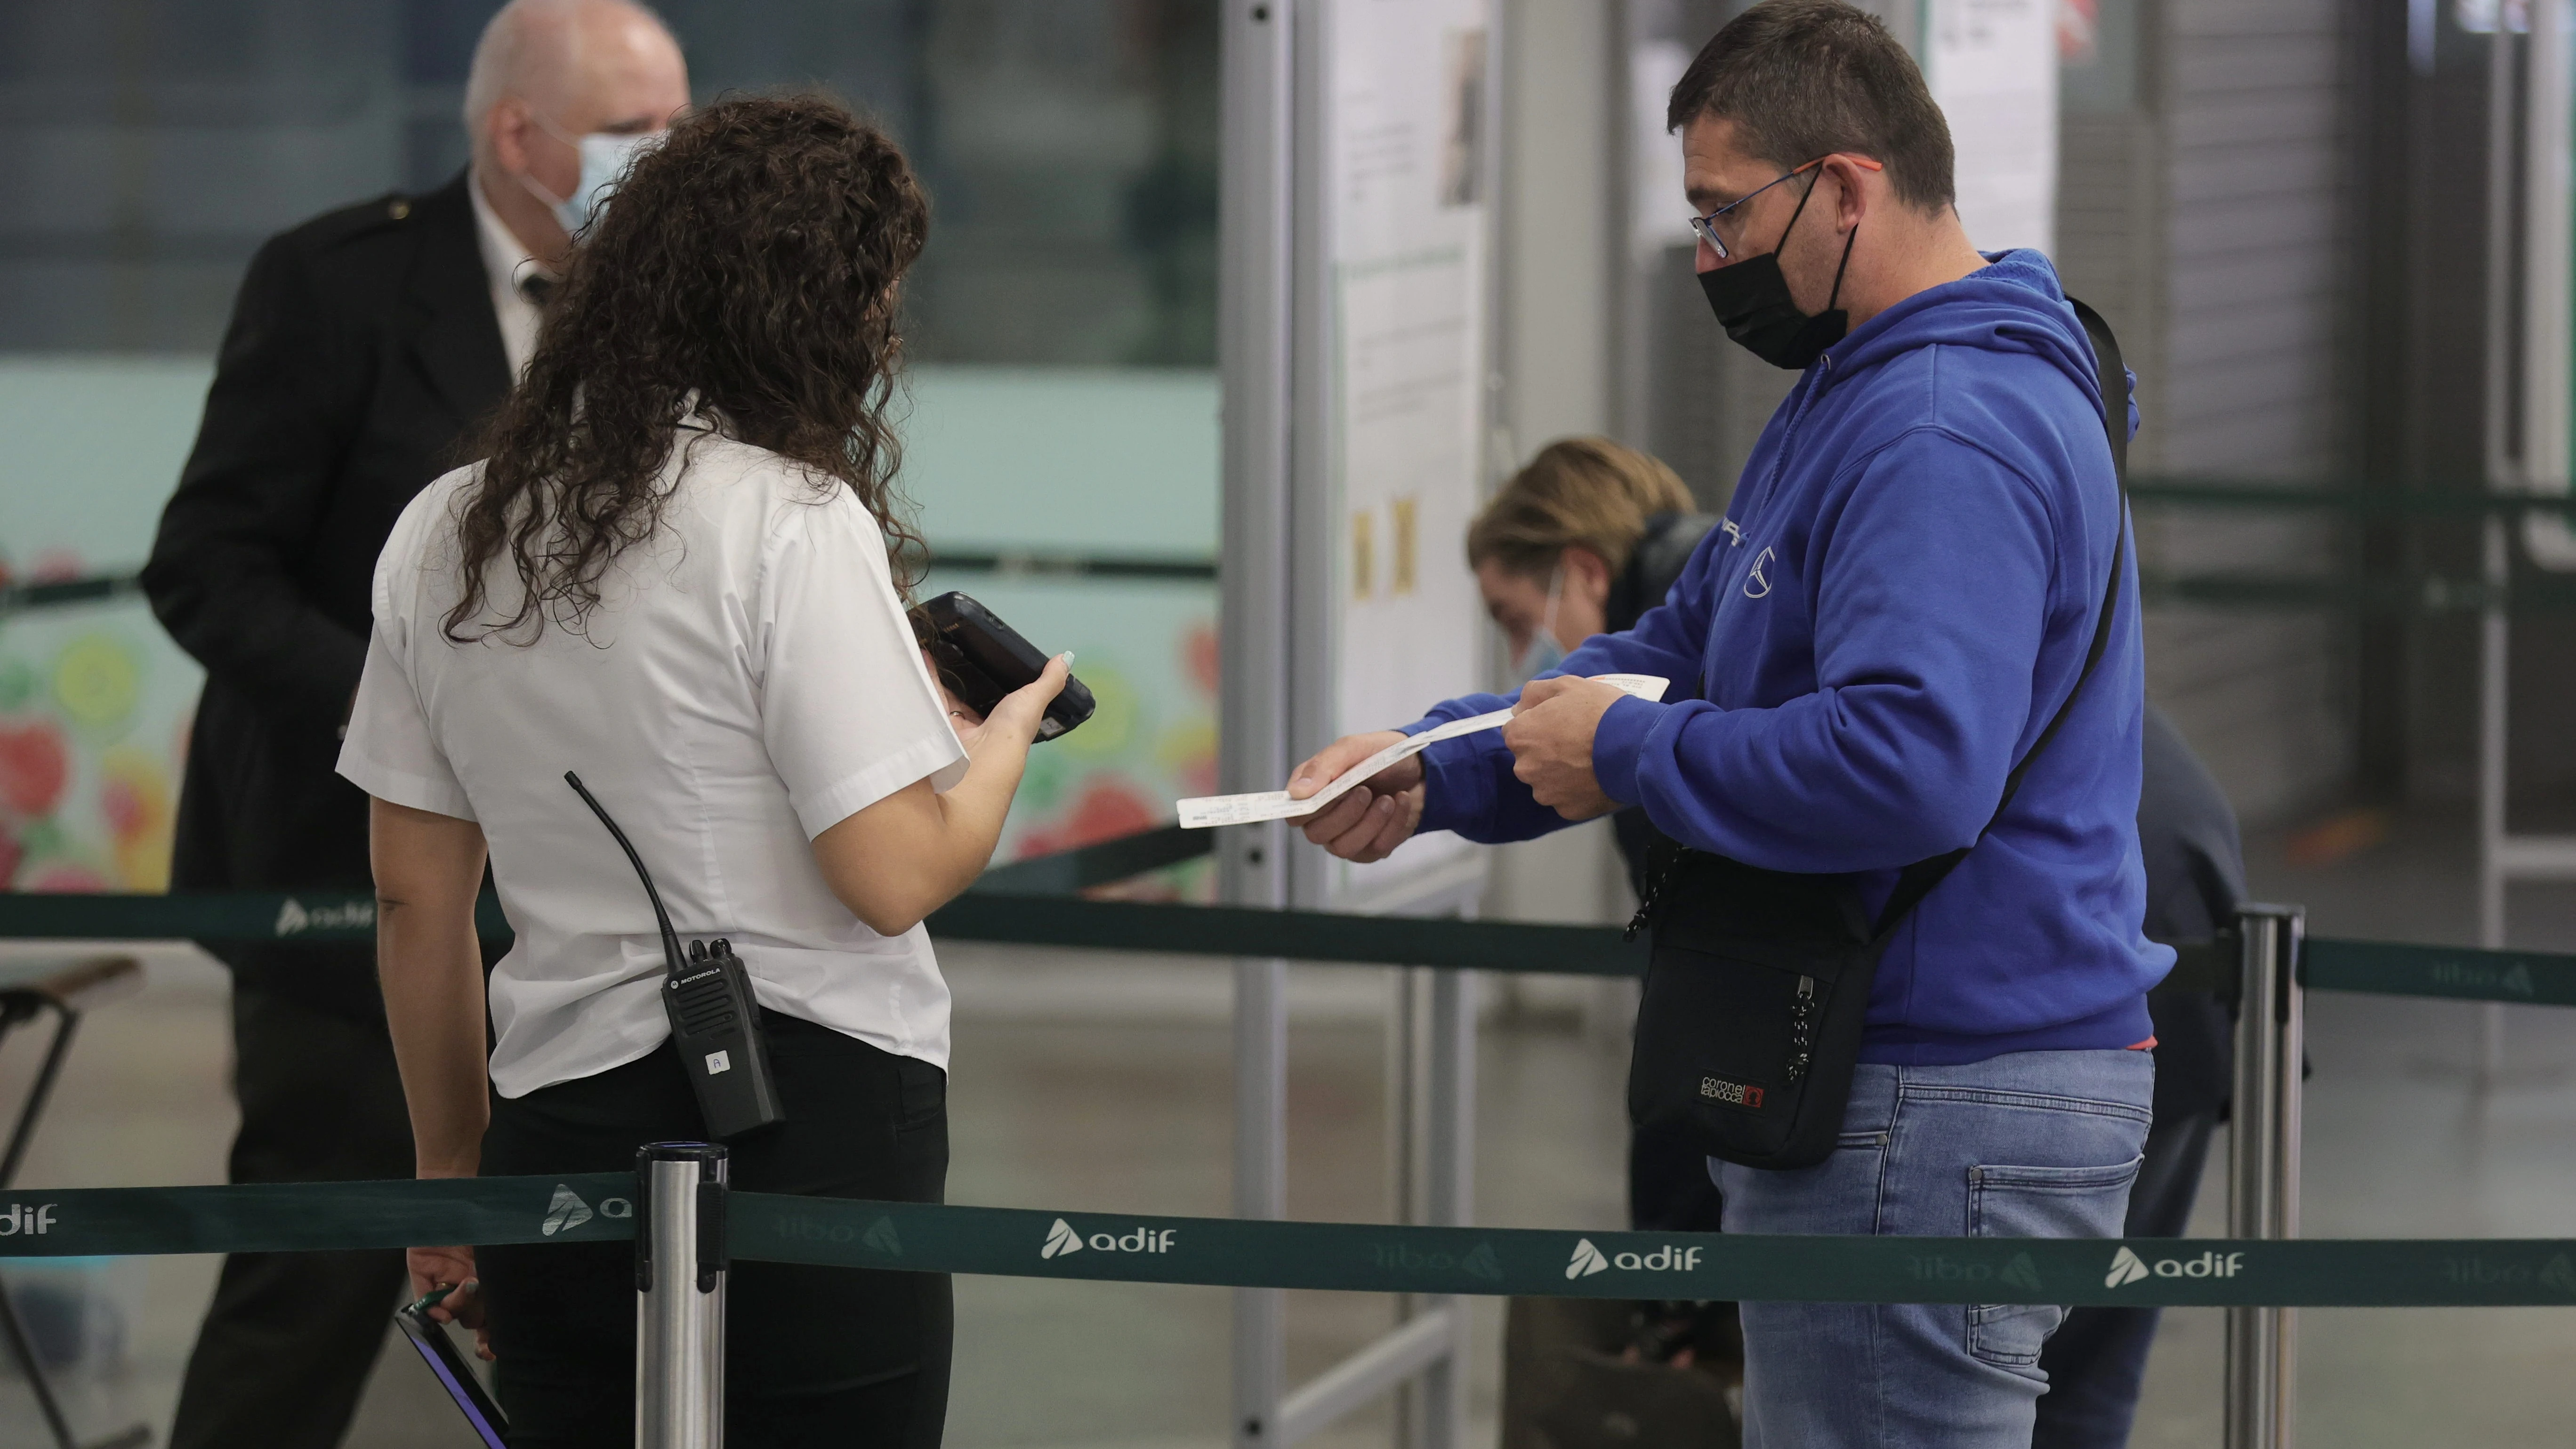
left=565, top=772, right=784, bottom=1139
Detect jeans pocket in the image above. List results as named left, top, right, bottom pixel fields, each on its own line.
left=1964, top=1155, right=2143, bottom=1368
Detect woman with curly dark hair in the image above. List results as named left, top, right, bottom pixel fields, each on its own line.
left=335, top=94, right=1060, bottom=1447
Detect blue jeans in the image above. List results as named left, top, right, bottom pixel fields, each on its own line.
left=1717, top=1049, right=2154, bottom=1449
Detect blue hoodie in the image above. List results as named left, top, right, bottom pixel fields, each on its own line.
left=1410, top=250, right=2171, bottom=1064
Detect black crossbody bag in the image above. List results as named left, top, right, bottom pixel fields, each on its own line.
left=1624, top=300, right=2130, bottom=1172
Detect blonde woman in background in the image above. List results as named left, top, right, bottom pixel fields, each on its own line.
left=1467, top=437, right=1716, bottom=684
left=1469, top=439, right=1743, bottom=1440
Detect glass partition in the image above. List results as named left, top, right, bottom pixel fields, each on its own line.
left=907, top=365, right=1218, bottom=876
left=0, top=0, right=1220, bottom=890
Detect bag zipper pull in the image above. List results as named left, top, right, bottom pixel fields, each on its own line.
left=1624, top=848, right=1683, bottom=942
left=1785, top=975, right=1818, bottom=1082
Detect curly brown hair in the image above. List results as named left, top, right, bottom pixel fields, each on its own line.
left=444, top=93, right=930, bottom=643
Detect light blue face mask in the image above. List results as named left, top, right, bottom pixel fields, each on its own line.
left=522, top=125, right=660, bottom=236
left=1512, top=565, right=1569, bottom=683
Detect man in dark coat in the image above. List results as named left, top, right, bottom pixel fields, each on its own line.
left=141, top=3, right=685, bottom=1442
left=2031, top=703, right=2243, bottom=1448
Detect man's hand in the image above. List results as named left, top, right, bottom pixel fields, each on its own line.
left=1288, top=731, right=1424, bottom=863
left=1504, top=675, right=1628, bottom=820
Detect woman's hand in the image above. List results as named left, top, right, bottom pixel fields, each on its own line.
left=809, top=652, right=1074, bottom=936
left=406, top=1243, right=493, bottom=1360
left=973, top=653, right=1071, bottom=748
left=922, top=649, right=987, bottom=744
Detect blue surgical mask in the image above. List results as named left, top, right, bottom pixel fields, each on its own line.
left=521, top=126, right=660, bottom=236
left=1512, top=565, right=1570, bottom=682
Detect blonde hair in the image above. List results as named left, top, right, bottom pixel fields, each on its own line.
left=1466, top=437, right=1696, bottom=579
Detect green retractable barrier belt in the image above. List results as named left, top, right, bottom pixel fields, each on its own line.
left=4, top=887, right=2576, bottom=1006
left=0, top=1174, right=2564, bottom=1307
left=0, top=892, right=380, bottom=942
left=2300, top=936, right=2576, bottom=1007
left=0, top=1174, right=635, bottom=1257
left=923, top=895, right=1647, bottom=975
left=724, top=1193, right=2576, bottom=1308
left=0, top=890, right=503, bottom=944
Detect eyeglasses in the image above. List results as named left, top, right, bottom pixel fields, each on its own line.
left=1688, top=155, right=1884, bottom=261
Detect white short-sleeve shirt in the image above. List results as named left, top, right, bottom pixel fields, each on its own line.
left=338, top=428, right=968, bottom=1098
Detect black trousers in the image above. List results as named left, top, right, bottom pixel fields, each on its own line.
left=478, top=1012, right=950, bottom=1449
left=169, top=986, right=416, bottom=1449
left=2029, top=1106, right=2220, bottom=1449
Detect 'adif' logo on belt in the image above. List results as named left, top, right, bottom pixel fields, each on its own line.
left=0, top=1204, right=56, bottom=1236
left=1566, top=1237, right=1706, bottom=1279
left=2106, top=1245, right=2244, bottom=1287
left=1040, top=1218, right=1177, bottom=1259
left=274, top=897, right=376, bottom=936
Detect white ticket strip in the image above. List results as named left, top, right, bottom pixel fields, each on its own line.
left=1175, top=675, right=1670, bottom=829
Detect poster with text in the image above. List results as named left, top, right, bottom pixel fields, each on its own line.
left=1925, top=0, right=2058, bottom=255
left=1323, top=0, right=1494, bottom=904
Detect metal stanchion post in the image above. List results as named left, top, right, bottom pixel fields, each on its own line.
left=1414, top=966, right=1474, bottom=1449
left=636, top=1143, right=729, bottom=1449
left=2225, top=906, right=2304, bottom=1449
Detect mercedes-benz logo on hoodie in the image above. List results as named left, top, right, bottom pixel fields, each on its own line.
left=1743, top=547, right=1775, bottom=599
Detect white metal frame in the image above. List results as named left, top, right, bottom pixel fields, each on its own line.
left=1218, top=1, right=1299, bottom=1441
left=2476, top=5, right=2576, bottom=1091
left=1218, top=2, right=1500, bottom=1445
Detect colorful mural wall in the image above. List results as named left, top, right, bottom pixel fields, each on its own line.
left=0, top=579, right=1209, bottom=901
left=0, top=598, right=195, bottom=893
left=0, top=361, right=1220, bottom=901
left=923, top=573, right=1218, bottom=900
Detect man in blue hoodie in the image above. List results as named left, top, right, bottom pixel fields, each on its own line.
left=1288, top=3, right=2169, bottom=1443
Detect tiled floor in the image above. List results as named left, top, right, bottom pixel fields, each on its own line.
left=0, top=802, right=2571, bottom=1446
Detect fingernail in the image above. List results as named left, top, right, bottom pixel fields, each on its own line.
left=1060, top=652, right=1076, bottom=665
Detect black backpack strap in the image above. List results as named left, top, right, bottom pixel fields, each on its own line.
left=2073, top=298, right=2129, bottom=482
left=1870, top=298, right=2131, bottom=938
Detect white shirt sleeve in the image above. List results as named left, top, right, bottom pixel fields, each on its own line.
left=760, top=489, right=969, bottom=838
left=337, top=481, right=476, bottom=821
left=338, top=620, right=477, bottom=821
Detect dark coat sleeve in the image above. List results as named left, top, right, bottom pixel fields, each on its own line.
left=143, top=231, right=372, bottom=733
left=2136, top=702, right=2247, bottom=942
left=2136, top=701, right=2245, bottom=1120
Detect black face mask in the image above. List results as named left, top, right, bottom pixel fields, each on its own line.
left=1697, top=171, right=1860, bottom=371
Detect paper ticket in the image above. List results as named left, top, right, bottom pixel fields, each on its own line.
left=1176, top=674, right=1669, bottom=829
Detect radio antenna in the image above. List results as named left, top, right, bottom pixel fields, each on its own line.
left=564, top=771, right=687, bottom=979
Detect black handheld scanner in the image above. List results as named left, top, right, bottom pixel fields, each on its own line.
left=565, top=772, right=784, bottom=1140
left=915, top=591, right=1095, bottom=741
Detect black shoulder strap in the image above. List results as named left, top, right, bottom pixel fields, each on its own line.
left=1870, top=297, right=2131, bottom=938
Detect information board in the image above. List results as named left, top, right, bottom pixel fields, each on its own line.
left=1309, top=0, right=1497, bottom=907
left=1924, top=0, right=2058, bottom=254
